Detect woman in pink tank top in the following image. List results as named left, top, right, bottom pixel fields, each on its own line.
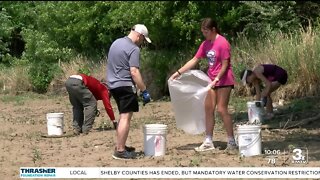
left=169, top=18, right=237, bottom=153
left=240, top=64, right=288, bottom=120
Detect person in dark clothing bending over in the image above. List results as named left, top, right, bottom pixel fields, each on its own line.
left=240, top=64, right=288, bottom=120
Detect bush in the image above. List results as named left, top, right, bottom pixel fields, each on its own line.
left=21, top=29, right=74, bottom=93
left=0, top=7, right=14, bottom=64
left=78, top=65, right=91, bottom=76
left=28, top=62, right=62, bottom=93
left=140, top=49, right=195, bottom=99
left=21, top=29, right=74, bottom=64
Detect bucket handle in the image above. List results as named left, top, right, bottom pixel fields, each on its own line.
left=235, top=129, right=261, bottom=149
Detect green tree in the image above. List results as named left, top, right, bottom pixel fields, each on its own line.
left=240, top=1, right=300, bottom=38
left=0, top=8, right=14, bottom=63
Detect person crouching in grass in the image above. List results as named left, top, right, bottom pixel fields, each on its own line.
left=240, top=64, right=288, bottom=120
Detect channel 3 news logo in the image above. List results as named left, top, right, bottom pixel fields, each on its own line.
left=291, top=147, right=308, bottom=164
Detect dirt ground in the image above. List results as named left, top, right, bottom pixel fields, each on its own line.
left=0, top=93, right=319, bottom=180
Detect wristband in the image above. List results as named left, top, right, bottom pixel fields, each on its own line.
left=177, top=70, right=181, bottom=75
left=214, top=77, right=220, bottom=81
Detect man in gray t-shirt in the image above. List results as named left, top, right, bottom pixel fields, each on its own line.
left=106, top=36, right=140, bottom=89
left=106, top=24, right=151, bottom=160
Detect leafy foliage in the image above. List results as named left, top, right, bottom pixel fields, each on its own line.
left=0, top=1, right=320, bottom=95
left=240, top=1, right=300, bottom=38
left=0, top=8, right=14, bottom=63
left=28, top=61, right=61, bottom=93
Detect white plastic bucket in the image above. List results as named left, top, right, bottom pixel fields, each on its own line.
left=236, top=124, right=262, bottom=157
left=46, top=113, right=64, bottom=136
left=143, top=124, right=168, bottom=156
left=247, top=101, right=264, bottom=124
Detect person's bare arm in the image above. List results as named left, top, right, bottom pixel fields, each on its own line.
left=253, top=65, right=271, bottom=97
left=169, top=57, right=200, bottom=80
left=130, top=67, right=146, bottom=91
left=253, top=80, right=261, bottom=100
left=216, top=59, right=229, bottom=80
left=178, top=57, right=200, bottom=73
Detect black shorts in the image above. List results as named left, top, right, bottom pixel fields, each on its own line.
left=212, top=85, right=235, bottom=90
left=110, top=86, right=139, bottom=114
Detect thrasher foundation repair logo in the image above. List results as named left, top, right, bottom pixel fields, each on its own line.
left=18, top=167, right=320, bottom=178
left=20, top=168, right=56, bottom=178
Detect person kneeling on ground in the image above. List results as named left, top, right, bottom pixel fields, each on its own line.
left=240, top=64, right=288, bottom=120
left=65, top=73, right=116, bottom=135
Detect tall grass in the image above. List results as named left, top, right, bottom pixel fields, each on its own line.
left=0, top=25, right=319, bottom=100
left=0, top=56, right=106, bottom=95
left=49, top=56, right=106, bottom=94
left=232, top=25, right=320, bottom=100
left=0, top=65, right=31, bottom=94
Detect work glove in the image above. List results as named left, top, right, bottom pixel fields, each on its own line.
left=261, top=97, right=267, bottom=107
left=255, top=97, right=267, bottom=107
left=113, top=121, right=118, bottom=130
left=140, top=89, right=151, bottom=106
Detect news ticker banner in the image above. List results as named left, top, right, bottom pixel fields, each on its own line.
left=20, top=167, right=320, bottom=179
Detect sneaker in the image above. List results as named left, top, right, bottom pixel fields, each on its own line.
left=112, top=150, right=136, bottom=160
left=194, top=141, right=215, bottom=152
left=224, top=143, right=238, bottom=155
left=82, top=128, right=93, bottom=135
left=64, top=129, right=81, bottom=137
left=125, top=146, right=136, bottom=152
left=114, top=146, right=136, bottom=152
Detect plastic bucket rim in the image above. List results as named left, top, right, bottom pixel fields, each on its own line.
left=47, top=112, right=64, bottom=115
left=144, top=131, right=168, bottom=135
left=144, top=124, right=167, bottom=127
left=47, top=113, right=64, bottom=118
left=236, top=124, right=261, bottom=129
left=247, top=101, right=263, bottom=104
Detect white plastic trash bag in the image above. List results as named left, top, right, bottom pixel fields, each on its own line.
left=168, top=70, right=212, bottom=135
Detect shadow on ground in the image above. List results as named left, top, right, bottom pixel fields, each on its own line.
left=176, top=141, right=228, bottom=151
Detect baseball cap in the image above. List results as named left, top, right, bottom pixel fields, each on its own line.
left=132, top=24, right=151, bottom=43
